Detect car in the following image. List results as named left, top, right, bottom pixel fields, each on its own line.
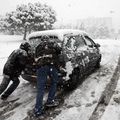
left=21, top=29, right=101, bottom=90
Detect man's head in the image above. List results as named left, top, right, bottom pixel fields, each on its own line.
left=20, top=42, right=31, bottom=52
left=41, top=35, right=49, bottom=42
left=41, top=35, right=56, bottom=46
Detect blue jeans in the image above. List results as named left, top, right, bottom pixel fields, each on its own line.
left=34, top=65, right=59, bottom=115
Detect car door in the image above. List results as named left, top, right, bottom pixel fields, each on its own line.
left=63, top=34, right=89, bottom=76
left=74, top=35, right=90, bottom=75
left=83, top=35, right=99, bottom=68
left=62, top=34, right=76, bottom=62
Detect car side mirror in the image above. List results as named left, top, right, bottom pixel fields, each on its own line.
left=95, top=43, right=100, bottom=47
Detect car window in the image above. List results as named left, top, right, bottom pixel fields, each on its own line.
left=64, top=35, right=86, bottom=51
left=83, top=35, right=95, bottom=47
left=74, top=35, right=86, bottom=48
left=29, top=35, right=59, bottom=43
left=29, top=37, right=42, bottom=45
left=28, top=35, right=60, bottom=52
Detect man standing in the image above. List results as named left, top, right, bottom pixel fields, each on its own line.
left=0, top=42, right=31, bottom=100
left=34, top=36, right=62, bottom=117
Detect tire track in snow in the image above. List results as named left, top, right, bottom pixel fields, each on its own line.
left=89, top=56, right=120, bottom=120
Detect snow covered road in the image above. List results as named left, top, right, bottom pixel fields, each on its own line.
left=0, top=36, right=120, bottom=120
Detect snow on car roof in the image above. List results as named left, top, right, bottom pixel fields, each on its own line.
left=27, top=29, right=88, bottom=40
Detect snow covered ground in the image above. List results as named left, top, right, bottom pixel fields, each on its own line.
left=0, top=35, right=120, bottom=120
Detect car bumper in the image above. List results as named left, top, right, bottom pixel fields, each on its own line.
left=21, top=74, right=37, bottom=82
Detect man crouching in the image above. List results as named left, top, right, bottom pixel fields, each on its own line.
left=0, top=42, right=32, bottom=100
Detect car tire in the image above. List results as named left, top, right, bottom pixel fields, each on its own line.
left=96, top=56, right=101, bottom=68
left=95, top=61, right=100, bottom=68
left=64, top=72, right=79, bottom=91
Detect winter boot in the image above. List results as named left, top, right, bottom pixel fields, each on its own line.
left=45, top=100, right=59, bottom=107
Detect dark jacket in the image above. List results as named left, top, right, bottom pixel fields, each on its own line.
left=35, top=41, right=62, bottom=67
left=3, top=49, right=28, bottom=77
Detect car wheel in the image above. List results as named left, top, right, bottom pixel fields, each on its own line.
left=64, top=72, right=79, bottom=91
left=96, top=61, right=100, bottom=68
left=96, top=57, right=101, bottom=68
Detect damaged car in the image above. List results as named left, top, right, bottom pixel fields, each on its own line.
left=21, top=29, right=101, bottom=90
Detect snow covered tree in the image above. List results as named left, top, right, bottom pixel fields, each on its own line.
left=0, top=16, right=9, bottom=34
left=3, top=2, right=56, bottom=40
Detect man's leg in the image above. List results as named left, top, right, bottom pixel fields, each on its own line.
left=47, top=66, right=59, bottom=104
left=2, top=77, right=20, bottom=98
left=34, top=66, right=48, bottom=116
left=0, top=75, right=10, bottom=95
